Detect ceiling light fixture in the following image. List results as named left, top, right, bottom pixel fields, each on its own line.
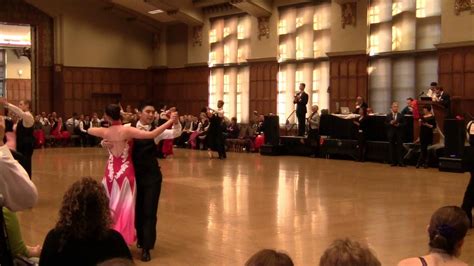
left=148, top=9, right=163, bottom=14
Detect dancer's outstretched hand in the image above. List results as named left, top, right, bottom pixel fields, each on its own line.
left=170, top=112, right=179, bottom=124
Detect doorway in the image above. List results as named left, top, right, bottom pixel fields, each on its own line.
left=0, top=23, right=33, bottom=107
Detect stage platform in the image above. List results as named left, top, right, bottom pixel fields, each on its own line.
left=261, top=136, right=474, bottom=172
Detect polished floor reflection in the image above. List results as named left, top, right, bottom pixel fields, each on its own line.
left=18, top=148, right=473, bottom=265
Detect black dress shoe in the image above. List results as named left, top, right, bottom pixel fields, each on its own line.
left=390, top=164, right=397, bottom=167
left=398, top=163, right=406, bottom=167
left=141, top=249, right=151, bottom=262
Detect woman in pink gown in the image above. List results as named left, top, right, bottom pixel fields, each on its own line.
left=88, top=104, right=177, bottom=244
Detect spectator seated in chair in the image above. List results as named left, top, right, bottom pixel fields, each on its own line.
left=39, top=177, right=132, bottom=265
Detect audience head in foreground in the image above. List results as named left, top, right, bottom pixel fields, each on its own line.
left=397, top=206, right=470, bottom=266
left=319, top=238, right=381, bottom=266
left=245, top=249, right=294, bottom=266
left=39, top=177, right=132, bottom=265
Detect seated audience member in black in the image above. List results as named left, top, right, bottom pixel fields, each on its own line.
left=319, top=238, right=381, bottom=266
left=397, top=206, right=470, bottom=266
left=226, top=117, right=240, bottom=139
left=39, top=177, right=132, bottom=266
left=245, top=249, right=294, bottom=266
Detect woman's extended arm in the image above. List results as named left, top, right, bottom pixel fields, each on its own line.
left=87, top=127, right=107, bottom=138
left=124, top=113, right=177, bottom=140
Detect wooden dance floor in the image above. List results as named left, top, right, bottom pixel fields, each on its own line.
left=18, top=148, right=473, bottom=265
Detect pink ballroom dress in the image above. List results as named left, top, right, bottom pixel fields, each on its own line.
left=103, top=140, right=136, bottom=245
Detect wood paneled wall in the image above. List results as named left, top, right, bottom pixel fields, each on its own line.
left=438, top=45, right=474, bottom=116
left=249, top=61, right=278, bottom=117
left=5, top=79, right=32, bottom=106
left=329, top=55, right=368, bottom=112
left=58, top=66, right=151, bottom=116
left=151, top=66, right=209, bottom=115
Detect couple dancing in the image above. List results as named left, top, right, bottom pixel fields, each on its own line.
left=88, top=102, right=181, bottom=262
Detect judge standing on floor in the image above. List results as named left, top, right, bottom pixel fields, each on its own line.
left=307, top=105, right=320, bottom=157
left=294, top=83, right=308, bottom=136
left=385, top=102, right=406, bottom=167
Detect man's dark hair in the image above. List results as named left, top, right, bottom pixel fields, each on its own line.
left=138, top=101, right=155, bottom=112
left=430, top=82, right=438, bottom=86
left=407, top=97, right=414, bottom=101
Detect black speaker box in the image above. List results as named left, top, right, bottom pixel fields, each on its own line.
left=444, top=119, right=465, bottom=158
left=439, top=157, right=465, bottom=173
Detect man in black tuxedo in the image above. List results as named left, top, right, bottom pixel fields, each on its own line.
left=294, top=83, right=309, bottom=136
left=435, top=86, right=451, bottom=116
left=354, top=96, right=368, bottom=114
left=132, top=101, right=181, bottom=261
left=385, top=102, right=406, bottom=166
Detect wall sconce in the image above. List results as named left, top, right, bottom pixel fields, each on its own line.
left=18, top=69, right=23, bottom=78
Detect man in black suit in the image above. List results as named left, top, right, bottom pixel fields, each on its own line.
left=354, top=96, right=368, bottom=114
left=435, top=86, right=451, bottom=116
left=132, top=101, right=181, bottom=261
left=294, top=83, right=309, bottom=136
left=385, top=102, right=406, bottom=166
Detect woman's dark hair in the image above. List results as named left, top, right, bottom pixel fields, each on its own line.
left=105, top=104, right=121, bottom=121
left=245, top=249, right=294, bottom=266
left=423, top=105, right=432, bottom=112
left=319, top=239, right=381, bottom=266
left=55, top=177, right=112, bottom=250
left=428, top=206, right=470, bottom=255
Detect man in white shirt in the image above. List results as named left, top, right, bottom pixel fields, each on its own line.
left=40, top=112, right=49, bottom=126
left=426, top=82, right=438, bottom=101
left=0, top=116, right=38, bottom=211
left=66, top=113, right=80, bottom=131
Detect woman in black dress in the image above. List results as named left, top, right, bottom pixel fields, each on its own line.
left=206, top=102, right=227, bottom=159
left=353, top=107, right=369, bottom=162
left=417, top=105, right=437, bottom=168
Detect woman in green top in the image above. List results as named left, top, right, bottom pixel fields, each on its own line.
left=3, top=208, right=41, bottom=258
